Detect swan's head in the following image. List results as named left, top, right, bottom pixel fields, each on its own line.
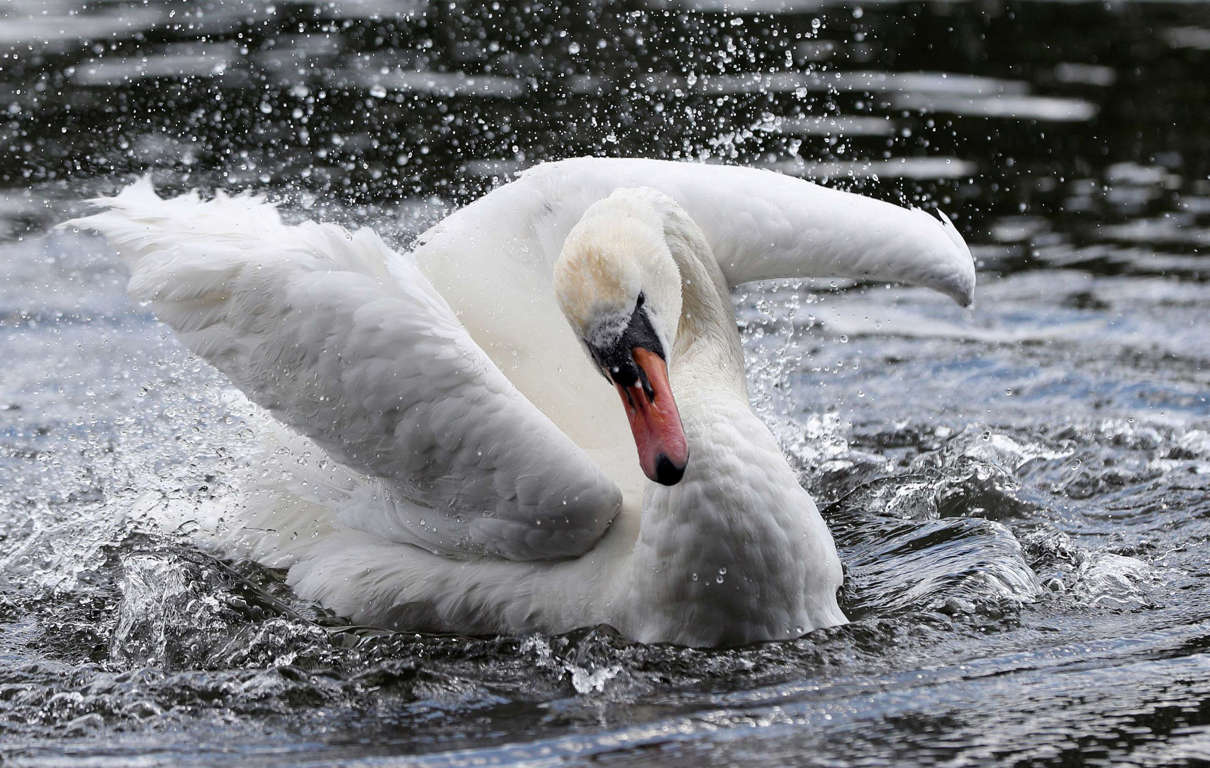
left=555, top=189, right=688, bottom=486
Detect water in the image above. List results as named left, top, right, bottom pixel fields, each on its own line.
left=2, top=0, right=1209, bottom=764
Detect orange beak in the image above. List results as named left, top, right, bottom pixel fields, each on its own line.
left=613, top=347, right=689, bottom=485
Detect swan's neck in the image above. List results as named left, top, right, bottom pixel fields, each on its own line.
left=661, top=206, right=747, bottom=399
left=618, top=209, right=845, bottom=646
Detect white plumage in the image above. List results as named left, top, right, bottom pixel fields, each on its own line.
left=66, top=157, right=974, bottom=647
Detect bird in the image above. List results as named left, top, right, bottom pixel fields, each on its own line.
left=66, top=157, right=974, bottom=647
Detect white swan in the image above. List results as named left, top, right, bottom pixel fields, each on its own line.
left=67, top=157, right=974, bottom=647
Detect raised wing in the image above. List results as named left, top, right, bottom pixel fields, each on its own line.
left=437, top=157, right=975, bottom=306
left=65, top=178, right=621, bottom=560
left=405, top=158, right=976, bottom=501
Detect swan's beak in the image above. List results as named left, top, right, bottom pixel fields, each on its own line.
left=612, top=347, right=689, bottom=486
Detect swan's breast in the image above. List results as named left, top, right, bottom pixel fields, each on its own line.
left=624, top=395, right=845, bottom=645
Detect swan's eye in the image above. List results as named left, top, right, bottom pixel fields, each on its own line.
left=609, top=361, right=640, bottom=389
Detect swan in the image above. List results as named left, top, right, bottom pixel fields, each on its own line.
left=66, top=157, right=974, bottom=647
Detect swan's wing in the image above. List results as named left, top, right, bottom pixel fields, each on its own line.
left=63, top=178, right=622, bottom=561
left=407, top=157, right=976, bottom=501
left=451, top=157, right=975, bottom=306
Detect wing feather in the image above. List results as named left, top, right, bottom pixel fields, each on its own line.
left=65, top=178, right=621, bottom=560
left=446, top=157, right=976, bottom=306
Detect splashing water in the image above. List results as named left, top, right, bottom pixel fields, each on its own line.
left=3, top=0, right=1210, bottom=765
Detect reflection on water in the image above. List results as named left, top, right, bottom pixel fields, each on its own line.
left=1, top=0, right=1209, bottom=765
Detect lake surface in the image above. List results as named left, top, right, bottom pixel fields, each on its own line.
left=2, top=0, right=1209, bottom=765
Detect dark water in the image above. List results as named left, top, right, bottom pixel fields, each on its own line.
left=2, top=0, right=1210, bottom=765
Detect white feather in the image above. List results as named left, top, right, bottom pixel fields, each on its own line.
left=64, top=177, right=622, bottom=561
